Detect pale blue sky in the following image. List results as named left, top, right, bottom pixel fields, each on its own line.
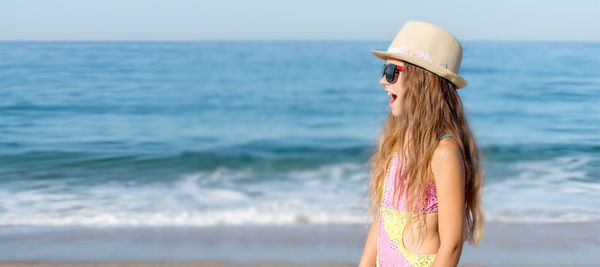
left=1, top=0, right=598, bottom=41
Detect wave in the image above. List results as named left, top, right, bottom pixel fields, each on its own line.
left=1, top=142, right=596, bottom=175
left=0, top=142, right=597, bottom=226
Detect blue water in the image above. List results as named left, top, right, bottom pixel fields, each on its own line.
left=0, top=41, right=598, bottom=226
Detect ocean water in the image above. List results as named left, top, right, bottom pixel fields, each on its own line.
left=0, top=41, right=598, bottom=227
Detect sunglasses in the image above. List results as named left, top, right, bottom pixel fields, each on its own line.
left=381, top=63, right=404, bottom=83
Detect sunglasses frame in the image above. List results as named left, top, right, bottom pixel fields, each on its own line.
left=381, top=63, right=404, bottom=83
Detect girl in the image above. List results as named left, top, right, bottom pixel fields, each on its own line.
left=358, top=21, right=484, bottom=267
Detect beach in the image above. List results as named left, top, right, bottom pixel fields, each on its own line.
left=0, top=263, right=353, bottom=267
left=1, top=222, right=598, bottom=266
left=1, top=264, right=351, bottom=267
left=0, top=41, right=598, bottom=267
left=0, top=263, right=352, bottom=267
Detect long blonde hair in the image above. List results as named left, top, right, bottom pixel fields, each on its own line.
left=364, top=61, right=484, bottom=246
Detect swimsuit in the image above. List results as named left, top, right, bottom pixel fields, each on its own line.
left=376, top=134, right=452, bottom=267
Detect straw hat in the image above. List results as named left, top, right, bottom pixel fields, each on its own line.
left=371, top=21, right=468, bottom=89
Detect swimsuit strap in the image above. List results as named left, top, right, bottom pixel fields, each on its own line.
left=437, top=134, right=453, bottom=140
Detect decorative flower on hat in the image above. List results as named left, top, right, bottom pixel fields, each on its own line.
left=387, top=45, right=434, bottom=62
left=387, top=46, right=409, bottom=54
left=410, top=51, right=432, bottom=62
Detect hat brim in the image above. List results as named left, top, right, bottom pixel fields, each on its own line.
left=371, top=50, right=467, bottom=89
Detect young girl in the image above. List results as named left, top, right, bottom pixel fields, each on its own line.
left=358, top=21, right=484, bottom=267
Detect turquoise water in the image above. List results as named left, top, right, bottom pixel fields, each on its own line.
left=0, top=41, right=598, bottom=226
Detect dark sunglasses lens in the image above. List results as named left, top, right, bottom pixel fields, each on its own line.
left=385, top=64, right=396, bottom=82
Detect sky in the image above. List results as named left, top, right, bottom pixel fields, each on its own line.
left=0, top=0, right=599, bottom=41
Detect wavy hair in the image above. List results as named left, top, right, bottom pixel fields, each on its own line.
left=364, top=61, right=484, bottom=246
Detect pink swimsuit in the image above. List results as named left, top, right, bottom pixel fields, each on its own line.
left=376, top=151, right=439, bottom=267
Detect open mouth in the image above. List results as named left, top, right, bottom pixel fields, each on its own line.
left=386, top=91, right=397, bottom=106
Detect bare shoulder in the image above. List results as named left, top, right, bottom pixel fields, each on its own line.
left=432, top=138, right=461, bottom=162
left=431, top=137, right=465, bottom=183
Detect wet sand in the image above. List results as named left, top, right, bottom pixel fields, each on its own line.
left=0, top=263, right=354, bottom=267
left=0, top=263, right=488, bottom=267
left=0, top=222, right=598, bottom=267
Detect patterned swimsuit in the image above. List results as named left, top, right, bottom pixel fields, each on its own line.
left=376, top=134, right=452, bottom=267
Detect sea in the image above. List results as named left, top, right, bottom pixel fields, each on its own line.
left=0, top=41, right=598, bottom=229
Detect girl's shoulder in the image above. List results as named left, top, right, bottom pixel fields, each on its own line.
left=431, top=134, right=464, bottom=183
left=434, top=134, right=459, bottom=157
left=433, top=135, right=460, bottom=162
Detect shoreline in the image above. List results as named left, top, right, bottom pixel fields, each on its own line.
left=0, top=222, right=598, bottom=266
left=0, top=263, right=355, bottom=267
left=0, top=263, right=483, bottom=267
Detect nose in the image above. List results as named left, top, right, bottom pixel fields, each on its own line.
left=380, top=75, right=389, bottom=86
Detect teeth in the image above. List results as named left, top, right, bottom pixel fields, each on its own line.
left=386, top=92, right=392, bottom=96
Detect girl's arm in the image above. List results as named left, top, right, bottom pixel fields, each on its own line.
left=358, top=214, right=379, bottom=267
left=431, top=139, right=466, bottom=267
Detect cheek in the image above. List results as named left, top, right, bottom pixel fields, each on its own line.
left=394, top=95, right=402, bottom=106
left=393, top=89, right=404, bottom=106
left=391, top=84, right=404, bottom=96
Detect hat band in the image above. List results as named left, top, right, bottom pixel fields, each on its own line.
left=387, top=45, right=448, bottom=69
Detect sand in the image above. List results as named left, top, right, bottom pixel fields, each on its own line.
left=0, top=263, right=488, bottom=267
left=0, top=263, right=354, bottom=267
left=0, top=222, right=598, bottom=267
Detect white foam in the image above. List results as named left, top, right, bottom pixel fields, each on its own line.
left=482, top=154, right=599, bottom=223
left=0, top=162, right=372, bottom=226
left=0, top=202, right=369, bottom=226
left=0, top=157, right=597, bottom=226
left=175, top=174, right=248, bottom=204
